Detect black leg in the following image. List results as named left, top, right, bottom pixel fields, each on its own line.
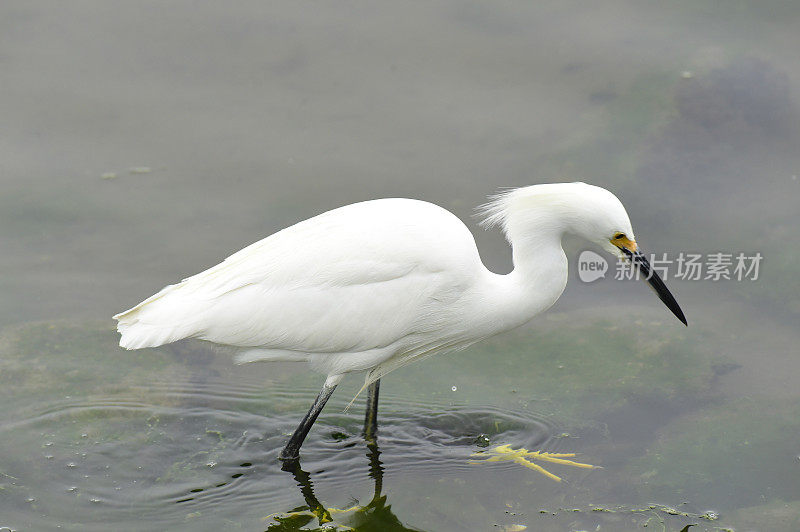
left=363, top=379, right=380, bottom=442
left=280, top=381, right=338, bottom=462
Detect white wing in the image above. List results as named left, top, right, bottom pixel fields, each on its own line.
left=114, top=198, right=482, bottom=357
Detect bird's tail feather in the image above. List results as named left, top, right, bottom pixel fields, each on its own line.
left=114, top=283, right=201, bottom=349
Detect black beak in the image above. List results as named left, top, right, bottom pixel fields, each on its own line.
left=622, top=248, right=687, bottom=326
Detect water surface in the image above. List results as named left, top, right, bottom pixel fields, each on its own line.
left=2, top=1, right=799, bottom=530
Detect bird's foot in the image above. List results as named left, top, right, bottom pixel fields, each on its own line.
left=263, top=504, right=365, bottom=530
left=469, top=444, right=598, bottom=482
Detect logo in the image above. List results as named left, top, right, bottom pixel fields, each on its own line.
left=577, top=250, right=608, bottom=283
left=575, top=250, right=762, bottom=283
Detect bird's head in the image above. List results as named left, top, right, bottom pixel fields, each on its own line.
left=479, top=182, right=687, bottom=326
left=557, top=183, right=636, bottom=259
left=568, top=183, right=687, bottom=326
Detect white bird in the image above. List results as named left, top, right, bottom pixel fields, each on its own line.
left=114, top=183, right=686, bottom=461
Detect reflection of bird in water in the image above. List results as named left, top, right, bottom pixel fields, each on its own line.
left=114, top=183, right=686, bottom=463
left=268, top=437, right=420, bottom=531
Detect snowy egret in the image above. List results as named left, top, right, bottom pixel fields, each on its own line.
left=114, top=183, right=686, bottom=461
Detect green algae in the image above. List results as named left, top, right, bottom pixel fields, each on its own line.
left=624, top=398, right=800, bottom=509
left=393, top=311, right=716, bottom=424
left=0, top=298, right=787, bottom=532
left=0, top=321, right=187, bottom=416
left=727, top=499, right=800, bottom=530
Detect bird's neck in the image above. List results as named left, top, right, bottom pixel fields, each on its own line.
left=480, top=230, right=568, bottom=333
left=511, top=230, right=569, bottom=312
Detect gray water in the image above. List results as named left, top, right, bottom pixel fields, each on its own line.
left=2, top=1, right=799, bottom=530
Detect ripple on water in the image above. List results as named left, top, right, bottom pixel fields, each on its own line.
left=0, top=377, right=568, bottom=529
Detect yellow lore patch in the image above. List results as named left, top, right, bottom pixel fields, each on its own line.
left=611, top=234, right=637, bottom=253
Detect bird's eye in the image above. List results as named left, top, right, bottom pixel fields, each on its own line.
left=613, top=233, right=626, bottom=240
